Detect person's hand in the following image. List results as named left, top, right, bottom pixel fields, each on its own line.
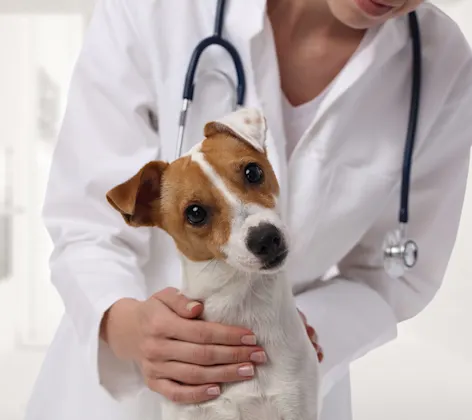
left=298, top=309, right=324, bottom=363
left=101, top=287, right=266, bottom=404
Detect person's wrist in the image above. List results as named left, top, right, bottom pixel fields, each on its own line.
left=100, top=297, right=142, bottom=361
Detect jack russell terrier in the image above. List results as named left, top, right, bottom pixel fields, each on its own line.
left=106, top=107, right=321, bottom=420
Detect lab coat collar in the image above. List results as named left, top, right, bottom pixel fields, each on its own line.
left=202, top=0, right=267, bottom=42
left=248, top=19, right=290, bottom=220
left=202, top=0, right=289, bottom=218
left=317, top=17, right=409, bottom=120
left=289, top=16, right=410, bottom=161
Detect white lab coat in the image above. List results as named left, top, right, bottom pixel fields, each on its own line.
left=25, top=1, right=472, bottom=419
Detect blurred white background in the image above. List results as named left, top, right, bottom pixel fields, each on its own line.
left=0, top=0, right=471, bottom=419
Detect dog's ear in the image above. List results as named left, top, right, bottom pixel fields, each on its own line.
left=204, top=107, right=267, bottom=153
left=106, top=161, right=168, bottom=227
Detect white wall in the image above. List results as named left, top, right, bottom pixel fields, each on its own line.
left=0, top=16, right=31, bottom=354
left=0, top=11, right=86, bottom=419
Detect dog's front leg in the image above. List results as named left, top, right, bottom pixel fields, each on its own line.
left=270, top=383, right=321, bottom=420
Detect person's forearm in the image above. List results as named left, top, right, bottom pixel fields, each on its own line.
left=100, top=298, right=142, bottom=361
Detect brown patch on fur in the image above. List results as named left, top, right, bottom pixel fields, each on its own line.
left=200, top=134, right=280, bottom=208
left=106, top=157, right=232, bottom=262
left=106, top=161, right=168, bottom=227
left=159, top=157, right=232, bottom=261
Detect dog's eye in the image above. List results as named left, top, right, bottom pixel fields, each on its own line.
left=185, top=205, right=208, bottom=226
left=244, top=163, right=264, bottom=184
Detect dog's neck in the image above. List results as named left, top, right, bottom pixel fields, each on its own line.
left=178, top=254, right=297, bottom=338
left=179, top=255, right=269, bottom=300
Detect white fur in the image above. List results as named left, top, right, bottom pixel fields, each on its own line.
left=205, top=107, right=267, bottom=153
left=162, top=257, right=322, bottom=420
left=190, top=144, right=239, bottom=207
left=161, top=109, right=322, bottom=420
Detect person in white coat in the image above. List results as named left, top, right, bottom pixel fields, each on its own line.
left=25, top=0, right=472, bottom=419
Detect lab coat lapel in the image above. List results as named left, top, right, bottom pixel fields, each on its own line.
left=285, top=19, right=409, bottom=282
left=225, top=0, right=266, bottom=40
left=247, top=17, right=289, bottom=221
left=290, top=18, right=409, bottom=161
left=225, top=2, right=290, bottom=221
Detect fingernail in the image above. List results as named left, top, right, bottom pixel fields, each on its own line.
left=241, top=335, right=256, bottom=345
left=206, top=386, right=220, bottom=396
left=238, top=365, right=255, bottom=377
left=186, top=301, right=201, bottom=312
left=250, top=351, right=267, bottom=363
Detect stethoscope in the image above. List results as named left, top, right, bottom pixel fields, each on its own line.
left=175, top=0, right=422, bottom=280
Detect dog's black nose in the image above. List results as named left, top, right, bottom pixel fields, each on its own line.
left=246, top=223, right=287, bottom=269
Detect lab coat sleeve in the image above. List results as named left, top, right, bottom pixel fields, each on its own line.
left=295, top=59, right=472, bottom=399
left=42, top=0, right=158, bottom=400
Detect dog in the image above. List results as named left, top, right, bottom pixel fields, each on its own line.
left=106, top=107, right=321, bottom=420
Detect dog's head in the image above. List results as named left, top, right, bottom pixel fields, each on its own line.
left=106, top=108, right=289, bottom=273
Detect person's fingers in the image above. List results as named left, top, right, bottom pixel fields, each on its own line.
left=308, top=334, right=324, bottom=363
left=306, top=325, right=315, bottom=338
left=157, top=340, right=267, bottom=366
left=153, top=287, right=203, bottom=319
left=166, top=318, right=257, bottom=346
left=147, top=378, right=220, bottom=404
left=297, top=309, right=307, bottom=324
left=298, top=309, right=319, bottom=342
left=152, top=361, right=255, bottom=385
left=314, top=343, right=324, bottom=363
left=304, top=323, right=323, bottom=362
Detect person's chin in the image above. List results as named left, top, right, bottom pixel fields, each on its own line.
left=327, top=0, right=395, bottom=30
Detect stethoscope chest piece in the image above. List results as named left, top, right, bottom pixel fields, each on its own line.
left=382, top=11, right=422, bottom=280
left=383, top=225, right=419, bottom=279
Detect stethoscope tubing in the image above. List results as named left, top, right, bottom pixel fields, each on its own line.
left=400, top=11, right=422, bottom=225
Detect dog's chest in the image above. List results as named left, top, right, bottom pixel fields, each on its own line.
left=195, top=277, right=286, bottom=344
left=173, top=274, right=318, bottom=420
left=197, top=278, right=310, bottom=385
left=204, top=288, right=272, bottom=328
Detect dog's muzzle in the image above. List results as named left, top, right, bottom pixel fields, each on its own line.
left=246, top=223, right=288, bottom=270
